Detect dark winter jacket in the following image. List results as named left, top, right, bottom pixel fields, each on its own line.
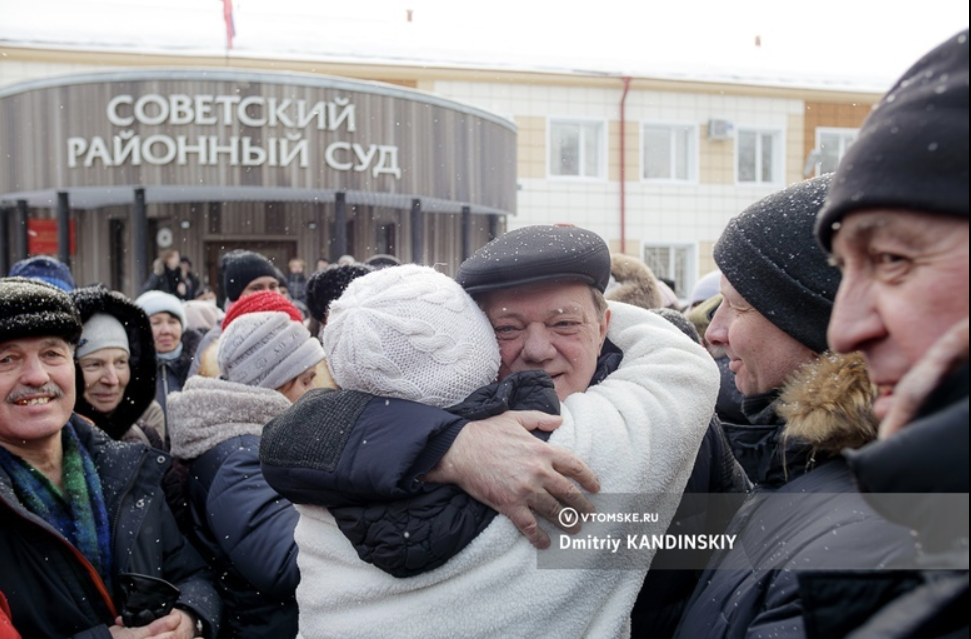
left=168, top=376, right=298, bottom=639
left=797, top=364, right=969, bottom=639
left=674, top=353, right=915, bottom=639
left=70, top=285, right=161, bottom=444
left=326, top=370, right=559, bottom=577
left=156, top=328, right=202, bottom=422
left=0, top=415, right=221, bottom=639
left=141, top=260, right=187, bottom=299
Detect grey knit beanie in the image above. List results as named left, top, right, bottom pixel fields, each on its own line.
left=324, top=264, right=500, bottom=408
left=77, top=313, right=130, bottom=359
left=714, top=174, right=841, bottom=354
left=218, top=311, right=325, bottom=390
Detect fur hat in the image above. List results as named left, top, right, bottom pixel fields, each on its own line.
left=222, top=290, right=303, bottom=329
left=77, top=313, right=130, bottom=359
left=0, top=277, right=83, bottom=346
left=715, top=174, right=840, bottom=354
left=218, top=311, right=324, bottom=390
left=8, top=256, right=75, bottom=292
left=604, top=254, right=663, bottom=310
left=305, top=263, right=374, bottom=323
left=817, top=29, right=969, bottom=250
left=457, top=225, right=611, bottom=294
left=221, top=250, right=279, bottom=302
left=134, top=290, right=186, bottom=328
left=324, top=264, right=500, bottom=408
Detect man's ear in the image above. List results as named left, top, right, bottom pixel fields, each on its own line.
left=599, top=308, right=611, bottom=345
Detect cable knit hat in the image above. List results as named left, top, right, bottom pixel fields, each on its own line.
left=0, top=277, right=83, bottom=346
left=221, top=250, right=279, bottom=302
left=218, top=311, right=325, bottom=390
left=134, top=290, right=186, bottom=328
left=8, top=256, right=76, bottom=292
left=305, top=263, right=373, bottom=323
left=817, top=29, right=969, bottom=251
left=77, top=313, right=130, bottom=359
left=714, top=174, right=841, bottom=354
left=324, top=264, right=500, bottom=408
left=222, top=290, right=303, bottom=329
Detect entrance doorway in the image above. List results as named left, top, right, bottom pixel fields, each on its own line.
left=204, top=241, right=296, bottom=306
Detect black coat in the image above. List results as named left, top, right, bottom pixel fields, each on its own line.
left=797, top=365, right=970, bottom=639
left=0, top=416, right=221, bottom=638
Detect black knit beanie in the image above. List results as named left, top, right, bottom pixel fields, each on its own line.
left=817, top=29, right=969, bottom=251
left=0, top=277, right=83, bottom=346
left=714, top=174, right=841, bottom=354
left=305, top=263, right=373, bottom=323
left=222, top=250, right=279, bottom=302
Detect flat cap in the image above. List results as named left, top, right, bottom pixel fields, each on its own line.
left=456, top=225, right=611, bottom=294
left=0, top=277, right=83, bottom=346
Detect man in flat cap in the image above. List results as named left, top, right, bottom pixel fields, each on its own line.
left=0, top=278, right=220, bottom=638
left=796, top=29, right=969, bottom=637
left=262, top=225, right=719, bottom=636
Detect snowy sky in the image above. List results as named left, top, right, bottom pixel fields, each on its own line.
left=1, top=0, right=968, bottom=91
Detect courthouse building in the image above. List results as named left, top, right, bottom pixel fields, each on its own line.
left=0, top=38, right=882, bottom=298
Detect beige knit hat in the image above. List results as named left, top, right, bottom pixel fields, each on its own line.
left=324, top=264, right=500, bottom=408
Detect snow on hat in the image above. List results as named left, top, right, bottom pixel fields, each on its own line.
left=77, top=313, right=130, bottom=359
left=221, top=250, right=279, bottom=302
left=715, top=174, right=841, bottom=354
left=456, top=225, right=611, bottom=295
left=817, top=29, right=969, bottom=251
left=0, top=277, right=83, bottom=346
left=134, top=290, right=186, bottom=328
left=222, top=290, right=303, bottom=330
left=218, top=311, right=324, bottom=390
left=324, top=264, right=500, bottom=408
left=9, top=256, right=75, bottom=292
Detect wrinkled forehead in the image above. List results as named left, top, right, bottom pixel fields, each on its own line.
left=477, top=280, right=598, bottom=317
left=832, top=208, right=970, bottom=255
left=0, top=335, right=74, bottom=353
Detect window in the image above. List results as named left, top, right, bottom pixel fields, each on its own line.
left=815, top=128, right=858, bottom=175
left=549, top=119, right=604, bottom=179
left=736, top=128, right=782, bottom=185
left=643, top=243, right=697, bottom=299
left=643, top=123, right=697, bottom=182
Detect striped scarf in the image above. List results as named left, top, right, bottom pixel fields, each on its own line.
left=0, top=422, right=113, bottom=589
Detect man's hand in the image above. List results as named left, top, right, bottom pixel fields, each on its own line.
left=880, top=316, right=969, bottom=438
left=109, top=609, right=199, bottom=638
left=424, top=410, right=600, bottom=549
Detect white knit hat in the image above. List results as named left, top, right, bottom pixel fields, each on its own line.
left=218, top=311, right=325, bottom=390
left=134, top=290, right=187, bottom=328
left=324, top=264, right=500, bottom=408
left=77, top=313, right=130, bottom=359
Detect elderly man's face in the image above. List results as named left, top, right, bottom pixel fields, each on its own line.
left=480, top=281, right=610, bottom=401
left=0, top=337, right=76, bottom=448
left=706, top=276, right=816, bottom=397
left=79, top=347, right=130, bottom=414
left=828, top=209, right=969, bottom=419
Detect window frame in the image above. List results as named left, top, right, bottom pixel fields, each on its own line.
left=640, top=241, right=698, bottom=302
left=734, top=127, right=784, bottom=186
left=547, top=117, right=607, bottom=181
left=814, top=127, right=858, bottom=176
left=640, top=121, right=699, bottom=184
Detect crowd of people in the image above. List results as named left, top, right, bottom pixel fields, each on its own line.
left=0, top=29, right=966, bottom=639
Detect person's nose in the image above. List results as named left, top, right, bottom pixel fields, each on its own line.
left=101, top=366, right=119, bottom=386
left=705, top=302, right=729, bottom=350
left=19, top=353, right=51, bottom=386
left=827, top=274, right=885, bottom=354
left=520, top=324, right=556, bottom=364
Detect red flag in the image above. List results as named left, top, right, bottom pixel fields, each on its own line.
left=221, top=0, right=235, bottom=50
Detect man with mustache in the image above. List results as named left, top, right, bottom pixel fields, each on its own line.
left=0, top=277, right=220, bottom=639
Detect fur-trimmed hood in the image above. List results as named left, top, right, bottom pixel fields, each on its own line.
left=777, top=351, right=878, bottom=454
left=605, top=254, right=664, bottom=310
left=70, top=285, right=157, bottom=440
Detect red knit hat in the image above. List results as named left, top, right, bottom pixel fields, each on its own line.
left=222, top=291, right=303, bottom=329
